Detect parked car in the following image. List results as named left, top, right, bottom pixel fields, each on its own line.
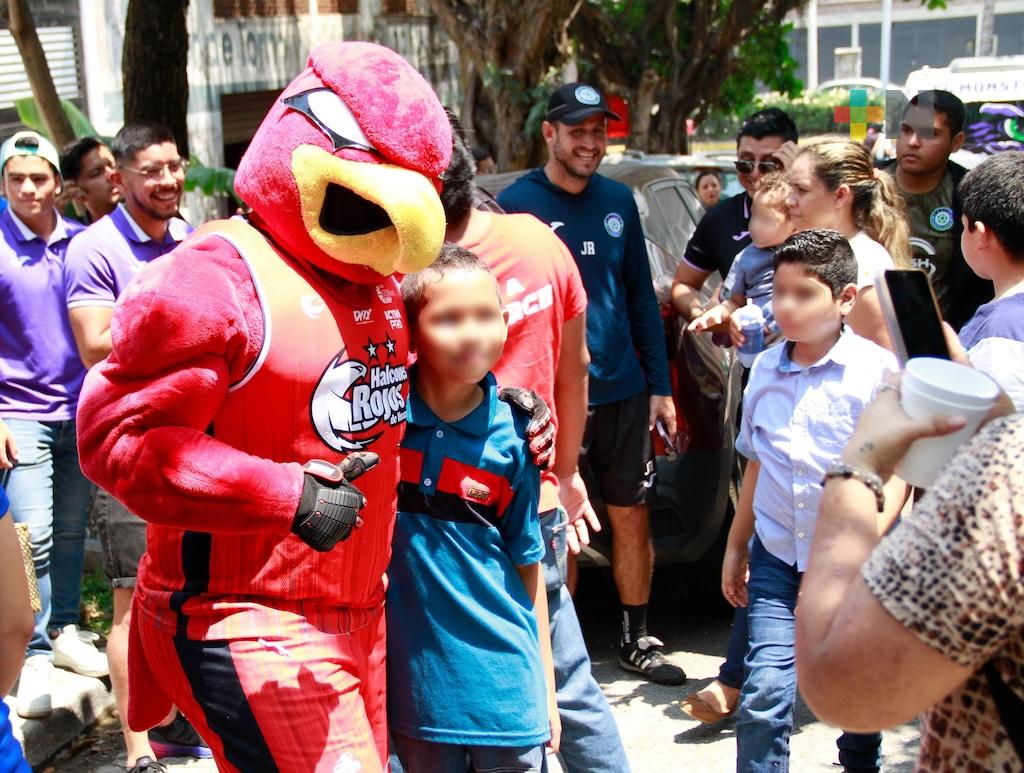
left=476, top=161, right=743, bottom=599
left=610, top=150, right=744, bottom=199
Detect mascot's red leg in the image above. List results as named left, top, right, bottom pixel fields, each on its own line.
left=137, top=608, right=388, bottom=773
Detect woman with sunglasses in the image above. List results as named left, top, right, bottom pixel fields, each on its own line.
left=787, top=136, right=911, bottom=349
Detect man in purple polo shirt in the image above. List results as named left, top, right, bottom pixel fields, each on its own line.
left=0, top=130, right=107, bottom=721
left=64, top=122, right=203, bottom=773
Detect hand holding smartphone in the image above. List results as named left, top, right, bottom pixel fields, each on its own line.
left=874, top=268, right=951, bottom=365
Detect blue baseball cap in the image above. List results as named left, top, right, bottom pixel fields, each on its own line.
left=546, top=83, right=620, bottom=125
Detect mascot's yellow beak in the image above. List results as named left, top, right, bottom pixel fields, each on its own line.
left=292, top=145, right=446, bottom=276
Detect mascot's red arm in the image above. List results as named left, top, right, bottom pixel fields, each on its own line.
left=76, top=237, right=304, bottom=531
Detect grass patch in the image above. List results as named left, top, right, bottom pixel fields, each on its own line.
left=80, top=569, right=112, bottom=635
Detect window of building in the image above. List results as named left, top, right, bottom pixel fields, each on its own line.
left=818, top=25, right=852, bottom=83
left=994, top=13, right=1024, bottom=55
left=213, top=0, right=359, bottom=17
left=889, top=16, right=977, bottom=83
left=381, top=0, right=417, bottom=14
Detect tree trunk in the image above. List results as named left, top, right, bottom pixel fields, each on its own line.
left=491, top=97, right=532, bottom=171
left=629, top=68, right=661, bottom=151
left=7, top=0, right=74, bottom=148
left=426, top=0, right=582, bottom=171
left=122, top=0, right=190, bottom=157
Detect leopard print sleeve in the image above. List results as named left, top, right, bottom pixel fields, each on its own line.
left=860, top=413, right=1024, bottom=771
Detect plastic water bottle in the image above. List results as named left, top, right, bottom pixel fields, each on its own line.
left=735, top=299, right=766, bottom=368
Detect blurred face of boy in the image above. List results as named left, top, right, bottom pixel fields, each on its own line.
left=3, top=155, right=59, bottom=223
left=897, top=106, right=964, bottom=178
left=412, top=268, right=508, bottom=385
left=772, top=262, right=856, bottom=345
left=543, top=115, right=607, bottom=182
left=748, top=196, right=794, bottom=249
left=75, top=145, right=120, bottom=217
left=114, top=141, right=184, bottom=222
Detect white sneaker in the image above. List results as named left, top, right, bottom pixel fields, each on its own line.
left=52, top=624, right=109, bottom=677
left=16, top=654, right=53, bottom=719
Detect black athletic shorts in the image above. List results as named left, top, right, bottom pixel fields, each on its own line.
left=93, top=488, right=147, bottom=589
left=578, top=390, right=655, bottom=508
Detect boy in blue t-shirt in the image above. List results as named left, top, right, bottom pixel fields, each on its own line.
left=721, top=230, right=907, bottom=771
left=387, top=243, right=558, bottom=772
left=956, top=152, right=1024, bottom=410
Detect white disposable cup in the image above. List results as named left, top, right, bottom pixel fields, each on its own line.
left=896, top=357, right=1000, bottom=488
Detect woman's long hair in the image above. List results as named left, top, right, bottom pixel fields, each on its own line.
left=798, top=135, right=911, bottom=266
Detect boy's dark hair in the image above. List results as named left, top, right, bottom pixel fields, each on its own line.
left=905, top=90, right=966, bottom=137
left=440, top=109, right=476, bottom=225
left=59, top=136, right=105, bottom=181
left=111, top=122, right=177, bottom=165
left=959, top=151, right=1024, bottom=261
left=737, top=107, right=799, bottom=146
left=401, top=242, right=494, bottom=324
left=773, top=229, right=857, bottom=298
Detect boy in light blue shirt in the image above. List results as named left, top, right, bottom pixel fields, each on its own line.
left=720, top=229, right=907, bottom=772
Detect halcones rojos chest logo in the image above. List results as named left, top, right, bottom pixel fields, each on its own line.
left=310, top=339, right=408, bottom=451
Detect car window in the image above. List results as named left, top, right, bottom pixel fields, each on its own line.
left=645, top=180, right=699, bottom=259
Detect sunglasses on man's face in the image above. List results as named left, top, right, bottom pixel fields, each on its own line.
left=734, top=159, right=781, bottom=174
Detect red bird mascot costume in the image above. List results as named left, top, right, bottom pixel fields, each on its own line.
left=76, top=43, right=452, bottom=772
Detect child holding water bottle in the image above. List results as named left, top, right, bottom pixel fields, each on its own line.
left=722, top=229, right=907, bottom=772
left=690, top=173, right=795, bottom=364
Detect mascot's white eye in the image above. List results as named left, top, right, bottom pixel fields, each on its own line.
left=282, top=89, right=377, bottom=154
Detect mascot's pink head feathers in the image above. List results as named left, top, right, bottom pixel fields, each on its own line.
left=235, top=42, right=452, bottom=283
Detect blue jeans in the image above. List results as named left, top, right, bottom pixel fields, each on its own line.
left=1, top=419, right=95, bottom=658
left=391, top=732, right=546, bottom=773
left=540, top=509, right=630, bottom=773
left=718, top=604, right=749, bottom=690
left=737, top=536, right=880, bottom=772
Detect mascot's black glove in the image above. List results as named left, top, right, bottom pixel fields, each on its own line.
left=497, top=387, right=554, bottom=470
left=292, top=453, right=379, bottom=552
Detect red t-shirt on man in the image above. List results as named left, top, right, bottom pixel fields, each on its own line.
left=460, top=212, right=588, bottom=512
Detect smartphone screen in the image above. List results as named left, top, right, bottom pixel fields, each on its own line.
left=878, top=269, right=950, bottom=364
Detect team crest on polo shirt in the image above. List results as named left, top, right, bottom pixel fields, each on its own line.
left=929, top=207, right=954, bottom=232
left=604, top=212, right=624, bottom=238
left=310, top=341, right=408, bottom=451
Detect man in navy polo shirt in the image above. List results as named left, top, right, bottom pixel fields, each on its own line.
left=498, top=83, right=682, bottom=686
left=63, top=122, right=202, bottom=773
left=0, top=130, right=106, bottom=720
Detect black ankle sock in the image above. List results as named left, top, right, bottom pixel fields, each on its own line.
left=621, top=603, right=648, bottom=645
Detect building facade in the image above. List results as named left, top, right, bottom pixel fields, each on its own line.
left=788, top=0, right=1024, bottom=88
left=76, top=0, right=459, bottom=218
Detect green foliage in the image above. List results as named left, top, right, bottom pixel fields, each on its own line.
left=185, top=158, right=241, bottom=205
left=15, top=97, right=108, bottom=143
left=483, top=63, right=566, bottom=144
left=696, top=89, right=855, bottom=140
left=80, top=569, right=112, bottom=635
left=716, top=21, right=803, bottom=120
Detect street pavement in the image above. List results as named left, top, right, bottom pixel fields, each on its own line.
left=47, top=568, right=920, bottom=771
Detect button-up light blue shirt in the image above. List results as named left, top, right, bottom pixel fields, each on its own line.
left=737, top=330, right=897, bottom=570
